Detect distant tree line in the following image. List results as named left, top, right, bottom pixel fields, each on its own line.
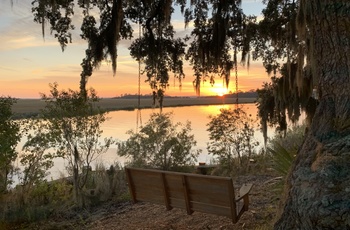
left=116, top=90, right=257, bottom=99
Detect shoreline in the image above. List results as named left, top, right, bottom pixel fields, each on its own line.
left=12, top=97, right=256, bottom=118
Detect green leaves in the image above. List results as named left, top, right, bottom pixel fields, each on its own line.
left=267, top=124, right=305, bottom=176
left=267, top=142, right=294, bottom=176
left=206, top=107, right=258, bottom=172
left=0, top=97, right=21, bottom=192
left=118, top=112, right=200, bottom=171
left=21, top=83, right=115, bottom=206
left=31, top=0, right=75, bottom=51
left=185, top=0, right=257, bottom=93
left=30, top=0, right=258, bottom=103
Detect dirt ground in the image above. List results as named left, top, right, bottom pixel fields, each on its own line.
left=8, top=174, right=282, bottom=230
left=87, top=175, right=282, bottom=230
left=13, top=173, right=282, bottom=230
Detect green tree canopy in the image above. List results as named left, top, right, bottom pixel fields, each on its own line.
left=25, top=83, right=115, bottom=207
left=207, top=107, right=258, bottom=174
left=0, top=97, right=21, bottom=193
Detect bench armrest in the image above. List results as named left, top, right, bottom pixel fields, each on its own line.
left=235, top=183, right=253, bottom=202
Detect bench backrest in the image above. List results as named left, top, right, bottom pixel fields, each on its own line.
left=125, top=167, right=250, bottom=223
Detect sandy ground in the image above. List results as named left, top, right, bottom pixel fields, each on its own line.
left=84, top=174, right=282, bottom=230
left=13, top=173, right=282, bottom=230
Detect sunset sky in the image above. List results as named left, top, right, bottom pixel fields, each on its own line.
left=0, top=0, right=268, bottom=99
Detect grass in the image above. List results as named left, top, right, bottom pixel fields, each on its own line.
left=12, top=97, right=256, bottom=118
left=1, top=157, right=286, bottom=229
left=0, top=162, right=128, bottom=226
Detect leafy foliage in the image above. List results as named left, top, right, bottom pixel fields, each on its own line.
left=118, top=112, right=200, bottom=171
left=29, top=0, right=259, bottom=104
left=31, top=0, right=133, bottom=97
left=256, top=65, right=318, bottom=145
left=267, top=124, right=305, bottom=176
left=184, top=0, right=257, bottom=94
left=255, top=0, right=299, bottom=74
left=0, top=97, right=21, bottom=193
left=206, top=107, right=258, bottom=174
left=267, top=143, right=294, bottom=176
left=20, top=131, right=54, bottom=192
left=256, top=82, right=277, bottom=146
left=23, top=83, right=115, bottom=207
left=128, top=0, right=187, bottom=106
left=0, top=162, right=127, bottom=224
left=255, top=0, right=321, bottom=142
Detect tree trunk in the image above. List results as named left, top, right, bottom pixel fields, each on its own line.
left=275, top=1, right=350, bottom=229
left=73, top=146, right=83, bottom=207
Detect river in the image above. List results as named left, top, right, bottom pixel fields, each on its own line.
left=18, top=103, right=278, bottom=181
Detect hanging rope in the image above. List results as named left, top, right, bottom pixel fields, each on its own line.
left=234, top=45, right=239, bottom=108
left=136, top=8, right=142, bottom=132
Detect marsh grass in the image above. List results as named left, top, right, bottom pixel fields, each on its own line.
left=12, top=97, right=256, bottom=118
left=209, top=148, right=274, bottom=178
left=0, top=177, right=73, bottom=224
left=82, top=162, right=128, bottom=207
left=0, top=162, right=129, bottom=226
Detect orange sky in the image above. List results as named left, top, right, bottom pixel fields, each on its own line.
left=0, top=1, right=268, bottom=99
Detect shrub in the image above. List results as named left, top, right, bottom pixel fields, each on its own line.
left=118, top=112, right=200, bottom=171
left=207, top=107, right=259, bottom=176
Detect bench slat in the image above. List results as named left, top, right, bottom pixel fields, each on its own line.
left=168, top=197, right=186, bottom=209
left=189, top=192, right=231, bottom=207
left=136, top=192, right=164, bottom=204
left=161, top=172, right=172, bottom=210
left=190, top=201, right=232, bottom=217
left=125, top=167, right=252, bottom=223
left=181, top=175, right=193, bottom=215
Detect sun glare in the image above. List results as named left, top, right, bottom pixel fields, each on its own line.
left=213, top=87, right=228, bottom=96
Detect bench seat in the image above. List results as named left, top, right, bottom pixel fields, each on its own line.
left=125, top=167, right=253, bottom=223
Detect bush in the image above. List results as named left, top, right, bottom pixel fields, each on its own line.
left=207, top=107, right=259, bottom=176
left=0, top=178, right=73, bottom=223
left=0, top=162, right=129, bottom=224
left=118, top=112, right=200, bottom=171
left=82, top=163, right=127, bottom=207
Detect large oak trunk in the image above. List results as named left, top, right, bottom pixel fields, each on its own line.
left=274, top=1, right=350, bottom=229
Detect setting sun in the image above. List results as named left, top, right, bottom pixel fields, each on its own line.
left=212, top=85, right=229, bottom=96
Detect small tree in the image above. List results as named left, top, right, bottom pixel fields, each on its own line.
left=207, top=107, right=258, bottom=174
left=0, top=96, right=21, bottom=193
left=118, top=112, right=200, bottom=171
left=27, top=83, right=115, bottom=207
left=20, top=127, right=55, bottom=192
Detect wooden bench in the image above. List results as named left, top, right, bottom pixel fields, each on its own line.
left=125, top=167, right=253, bottom=223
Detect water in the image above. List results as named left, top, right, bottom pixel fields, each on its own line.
left=92, top=103, right=264, bottom=167
left=17, top=103, right=274, bottom=181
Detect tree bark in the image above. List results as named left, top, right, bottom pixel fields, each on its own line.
left=275, top=1, right=350, bottom=229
